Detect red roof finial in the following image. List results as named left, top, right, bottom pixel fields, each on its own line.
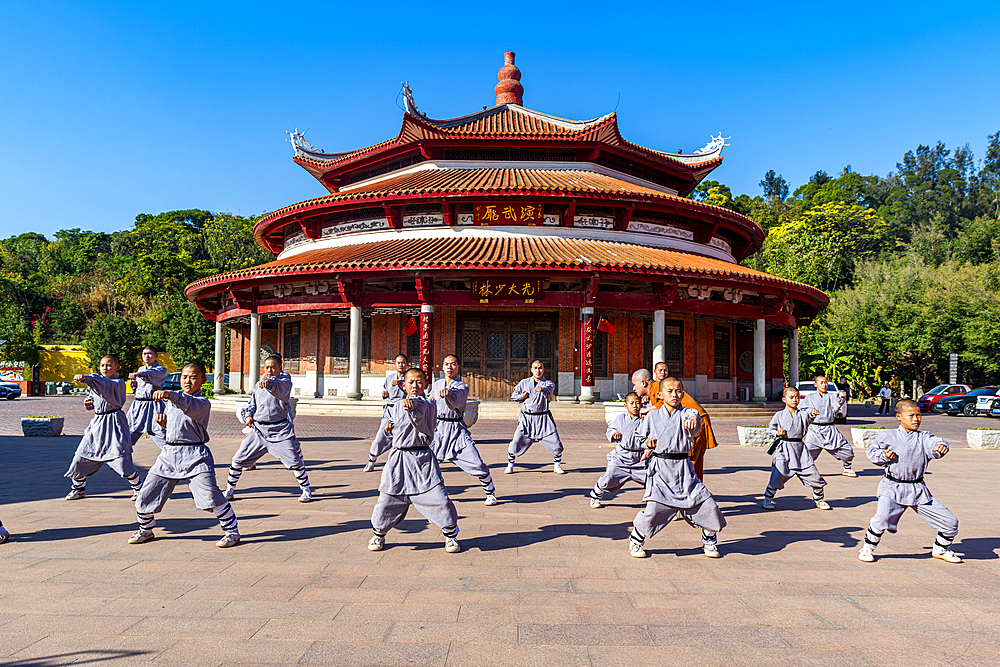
left=494, top=52, right=523, bottom=106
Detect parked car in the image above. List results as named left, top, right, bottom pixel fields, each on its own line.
left=917, top=384, right=972, bottom=412
left=935, top=386, right=1000, bottom=416
left=795, top=381, right=848, bottom=423
left=989, top=397, right=1000, bottom=418
left=0, top=381, right=22, bottom=400
left=160, top=373, right=228, bottom=392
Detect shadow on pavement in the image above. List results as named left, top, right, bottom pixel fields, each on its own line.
left=955, top=536, right=1000, bottom=560
left=4, top=650, right=154, bottom=666
left=722, top=526, right=861, bottom=555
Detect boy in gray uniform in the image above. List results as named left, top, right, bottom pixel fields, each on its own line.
left=763, top=386, right=830, bottom=511
left=127, top=345, right=168, bottom=449
left=226, top=355, right=311, bottom=503
left=368, top=368, right=461, bottom=553
left=64, top=355, right=142, bottom=501
left=800, top=375, right=856, bottom=477
left=429, top=354, right=497, bottom=506
left=859, top=399, right=961, bottom=563
left=364, top=354, right=409, bottom=472
left=590, top=392, right=646, bottom=508
left=505, top=360, right=564, bottom=474
left=128, top=362, right=239, bottom=548
left=629, top=377, right=726, bottom=559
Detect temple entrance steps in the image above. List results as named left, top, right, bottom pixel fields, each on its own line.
left=210, top=394, right=781, bottom=421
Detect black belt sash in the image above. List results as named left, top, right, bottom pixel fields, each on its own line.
left=95, top=409, right=123, bottom=415
left=437, top=417, right=464, bottom=422
left=885, top=471, right=924, bottom=484
left=522, top=410, right=551, bottom=416
left=132, top=397, right=156, bottom=402
left=812, top=422, right=835, bottom=426
left=255, top=418, right=288, bottom=425
left=768, top=436, right=803, bottom=456
left=167, top=442, right=205, bottom=447
left=395, top=445, right=430, bottom=451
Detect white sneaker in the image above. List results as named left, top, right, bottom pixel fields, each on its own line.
left=703, top=541, right=721, bottom=558
left=504, top=464, right=514, bottom=474
left=130, top=491, right=139, bottom=502
left=553, top=462, right=566, bottom=474
left=128, top=529, right=154, bottom=545
left=224, top=487, right=235, bottom=501
left=932, top=546, right=962, bottom=563
left=629, top=540, right=647, bottom=558
left=815, top=499, right=832, bottom=510
left=484, top=494, right=498, bottom=506
left=245, top=464, right=256, bottom=470
left=444, top=537, right=461, bottom=553
left=363, top=462, right=375, bottom=472
left=216, top=532, right=240, bottom=548
left=298, top=488, right=312, bottom=503
left=368, top=534, right=384, bottom=551
left=65, top=489, right=85, bottom=501
left=762, top=497, right=775, bottom=510
left=590, top=497, right=603, bottom=509
left=842, top=467, right=857, bottom=478
left=858, top=544, right=876, bottom=562
left=0, top=527, right=10, bottom=544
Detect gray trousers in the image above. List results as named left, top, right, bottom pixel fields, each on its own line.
left=130, top=427, right=166, bottom=449
left=443, top=444, right=490, bottom=478
left=65, top=454, right=139, bottom=483
left=135, top=472, right=227, bottom=514
left=767, top=465, right=826, bottom=493
left=870, top=495, right=958, bottom=536
left=633, top=497, right=727, bottom=539
left=369, top=418, right=393, bottom=458
left=508, top=431, right=563, bottom=458
left=805, top=440, right=854, bottom=467
left=593, top=462, right=645, bottom=499
left=371, top=483, right=459, bottom=535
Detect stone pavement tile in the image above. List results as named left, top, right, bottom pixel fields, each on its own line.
left=459, top=576, right=569, bottom=592
left=517, top=566, right=621, bottom=579
left=738, top=594, right=864, bottom=612
left=0, top=595, right=113, bottom=616
left=300, top=640, right=448, bottom=666
left=157, top=637, right=314, bottom=664
left=778, top=628, right=986, bottom=652
left=67, top=581, right=195, bottom=600
left=725, top=648, right=879, bottom=667
left=518, top=623, right=653, bottom=645
left=405, top=590, right=519, bottom=606
left=24, top=557, right=141, bottom=572
left=0, top=633, right=46, bottom=658
left=334, top=602, right=460, bottom=622
left=213, top=600, right=345, bottom=620
left=44, top=569, right=167, bottom=585
left=588, top=645, right=738, bottom=667
left=812, top=609, right=977, bottom=632
left=872, top=650, right=1000, bottom=667
left=846, top=595, right=958, bottom=613
left=2, top=613, right=142, bottom=636
left=647, top=626, right=788, bottom=648
left=694, top=608, right=824, bottom=629
left=360, top=575, right=467, bottom=591
left=385, top=621, right=516, bottom=644
left=575, top=605, right=701, bottom=626
left=252, top=618, right=390, bottom=641
left=445, top=642, right=590, bottom=667
left=124, top=616, right=268, bottom=639
left=292, top=587, right=407, bottom=604
left=628, top=593, right=743, bottom=609
left=177, top=585, right=303, bottom=602
left=0, top=581, right=86, bottom=597
left=6, top=633, right=177, bottom=663
left=567, top=578, right=680, bottom=593
left=96, top=598, right=229, bottom=618
left=457, top=603, right=582, bottom=624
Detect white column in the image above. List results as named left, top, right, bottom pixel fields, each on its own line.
left=214, top=319, right=225, bottom=394
left=753, top=318, right=766, bottom=402
left=788, top=328, right=799, bottom=388
left=248, top=314, right=261, bottom=390
left=347, top=305, right=363, bottom=400
left=652, top=309, right=665, bottom=368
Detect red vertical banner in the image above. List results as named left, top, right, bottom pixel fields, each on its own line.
left=580, top=309, right=595, bottom=387
left=419, top=306, right=434, bottom=379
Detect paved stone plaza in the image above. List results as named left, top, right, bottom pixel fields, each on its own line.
left=1, top=397, right=998, bottom=666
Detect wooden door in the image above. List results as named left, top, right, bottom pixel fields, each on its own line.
left=459, top=313, right=557, bottom=399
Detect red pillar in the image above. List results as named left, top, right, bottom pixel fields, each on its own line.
left=420, top=304, right=434, bottom=380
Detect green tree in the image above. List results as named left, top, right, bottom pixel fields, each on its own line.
left=0, top=318, right=40, bottom=366
left=84, top=314, right=143, bottom=375
left=164, top=299, right=217, bottom=370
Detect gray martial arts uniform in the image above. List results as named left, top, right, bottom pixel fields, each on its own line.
left=632, top=406, right=727, bottom=542
left=508, top=376, right=563, bottom=458
left=591, top=412, right=646, bottom=501
left=429, top=378, right=494, bottom=494
left=136, top=391, right=227, bottom=514
left=371, top=396, right=459, bottom=537
left=64, top=374, right=140, bottom=487
left=765, top=407, right=826, bottom=498
left=127, top=363, right=167, bottom=448
left=800, top=390, right=854, bottom=467
left=369, top=373, right=407, bottom=460
left=865, top=427, right=958, bottom=536
left=228, top=373, right=309, bottom=492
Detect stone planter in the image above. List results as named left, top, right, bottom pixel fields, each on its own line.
left=851, top=428, right=884, bottom=450
left=21, top=417, right=64, bottom=437
left=604, top=401, right=626, bottom=425
left=738, top=426, right=772, bottom=447
left=464, top=400, right=480, bottom=429
left=967, top=429, right=1000, bottom=449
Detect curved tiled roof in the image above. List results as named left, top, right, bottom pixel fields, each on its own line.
left=186, top=235, right=827, bottom=306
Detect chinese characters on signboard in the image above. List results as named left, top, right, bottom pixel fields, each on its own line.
left=474, top=203, right=544, bottom=225
left=580, top=313, right=595, bottom=387
left=470, top=279, right=544, bottom=304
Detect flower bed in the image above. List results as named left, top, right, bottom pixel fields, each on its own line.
left=850, top=426, right=886, bottom=450
left=21, top=416, right=64, bottom=437
left=967, top=429, right=1000, bottom=450
left=737, top=425, right=772, bottom=448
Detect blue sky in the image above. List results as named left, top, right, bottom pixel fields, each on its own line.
left=2, top=1, right=998, bottom=238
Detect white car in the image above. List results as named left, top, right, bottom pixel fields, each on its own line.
left=795, top=381, right=848, bottom=423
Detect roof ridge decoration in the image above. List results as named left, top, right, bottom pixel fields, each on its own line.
left=494, top=52, right=523, bottom=106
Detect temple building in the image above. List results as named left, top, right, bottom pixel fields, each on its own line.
left=186, top=53, right=827, bottom=403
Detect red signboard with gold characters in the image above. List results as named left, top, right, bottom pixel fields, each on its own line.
left=471, top=278, right=544, bottom=303
left=474, top=202, right=544, bottom=225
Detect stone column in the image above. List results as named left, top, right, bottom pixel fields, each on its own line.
left=753, top=318, right=766, bottom=402
left=214, top=319, right=225, bottom=394
left=420, top=304, right=434, bottom=381
left=347, top=306, right=363, bottom=400
left=248, top=314, right=261, bottom=390
left=580, top=307, right=595, bottom=404
left=652, top=309, right=665, bottom=368
left=789, top=328, right=799, bottom=387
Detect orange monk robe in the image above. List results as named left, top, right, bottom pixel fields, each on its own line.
left=649, top=380, right=717, bottom=480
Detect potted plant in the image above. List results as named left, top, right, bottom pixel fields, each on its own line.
left=21, top=415, right=65, bottom=437
left=850, top=426, right=886, bottom=450
left=737, top=425, right=772, bottom=447
left=967, top=428, right=1000, bottom=450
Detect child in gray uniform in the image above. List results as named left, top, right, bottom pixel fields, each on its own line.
left=763, top=386, right=830, bottom=511
left=64, top=355, right=142, bottom=501
left=364, top=354, right=409, bottom=472
left=429, top=355, right=497, bottom=506
left=129, top=362, right=239, bottom=548
left=800, top=375, right=856, bottom=477
left=368, top=368, right=461, bottom=554
left=505, top=360, right=564, bottom=474
left=629, top=378, right=726, bottom=559
left=859, top=399, right=961, bottom=563
left=226, top=355, right=311, bottom=503
left=590, top=392, right=646, bottom=508
left=127, top=346, right=168, bottom=449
